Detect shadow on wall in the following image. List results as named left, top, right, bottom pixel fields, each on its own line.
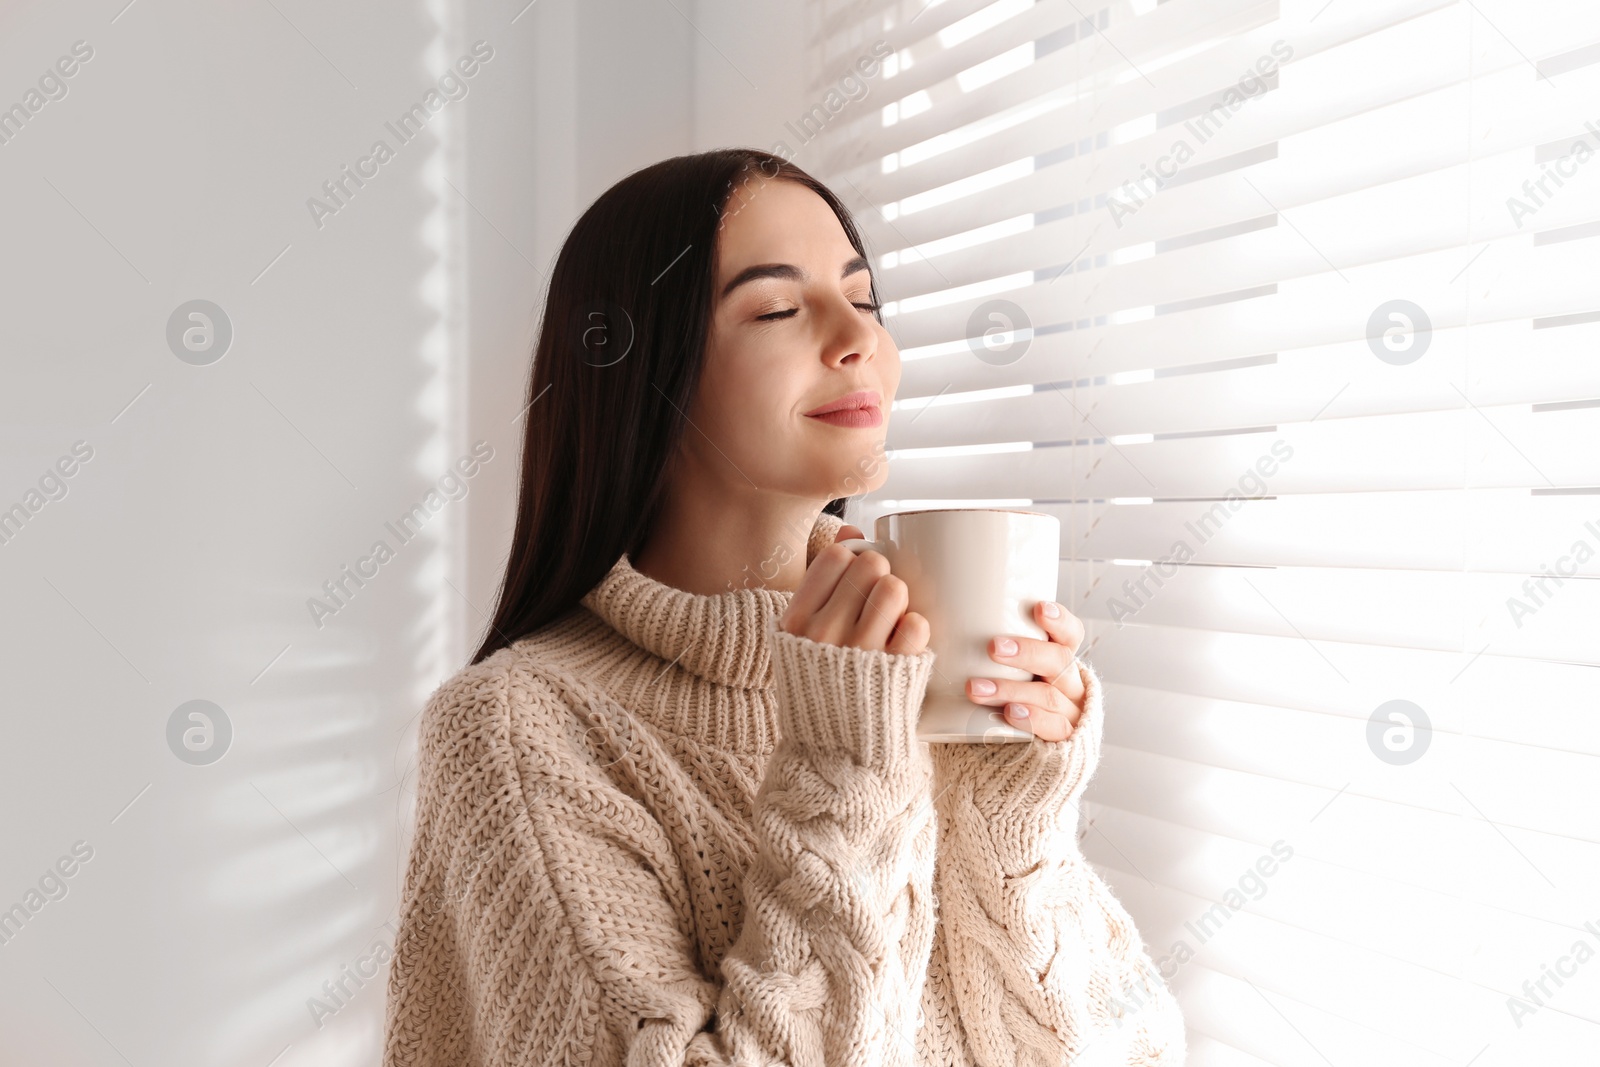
left=0, top=4, right=494, bottom=1067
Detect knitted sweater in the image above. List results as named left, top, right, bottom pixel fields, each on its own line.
left=382, top=511, right=1186, bottom=1066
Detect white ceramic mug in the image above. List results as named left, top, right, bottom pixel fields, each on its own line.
left=838, top=508, right=1062, bottom=744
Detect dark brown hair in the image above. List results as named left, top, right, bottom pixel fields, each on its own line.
left=470, top=149, right=879, bottom=665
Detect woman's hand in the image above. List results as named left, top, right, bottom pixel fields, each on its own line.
left=776, top=523, right=931, bottom=656
left=964, top=600, right=1088, bottom=742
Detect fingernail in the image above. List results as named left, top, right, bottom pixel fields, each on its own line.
left=1042, top=601, right=1061, bottom=618
left=970, top=678, right=996, bottom=696
left=1007, top=703, right=1028, bottom=719
left=995, top=637, right=1018, bottom=656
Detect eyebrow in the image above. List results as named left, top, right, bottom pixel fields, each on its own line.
left=719, top=255, right=871, bottom=300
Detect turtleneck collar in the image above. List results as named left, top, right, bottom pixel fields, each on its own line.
left=580, top=511, right=847, bottom=691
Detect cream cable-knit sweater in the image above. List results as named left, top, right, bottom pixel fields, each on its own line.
left=382, top=511, right=1185, bottom=1066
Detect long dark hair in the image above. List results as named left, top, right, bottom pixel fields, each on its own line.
left=471, top=149, right=878, bottom=665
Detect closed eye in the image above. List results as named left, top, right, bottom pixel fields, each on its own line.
left=756, top=302, right=881, bottom=321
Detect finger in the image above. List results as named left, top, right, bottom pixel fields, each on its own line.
left=813, top=549, right=890, bottom=641
left=885, top=609, right=929, bottom=657
left=778, top=543, right=856, bottom=633
left=988, top=632, right=1086, bottom=709
left=964, top=676, right=1077, bottom=740
left=851, top=572, right=908, bottom=652
left=987, top=633, right=1062, bottom=678
left=1001, top=700, right=1067, bottom=741
left=1033, top=599, right=1086, bottom=654
left=835, top=523, right=867, bottom=542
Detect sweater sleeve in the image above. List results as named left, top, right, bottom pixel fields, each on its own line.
left=731, top=618, right=941, bottom=1067
left=383, top=630, right=942, bottom=1067
left=918, top=659, right=1187, bottom=1066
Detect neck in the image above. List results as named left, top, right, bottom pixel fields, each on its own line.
left=632, top=481, right=825, bottom=597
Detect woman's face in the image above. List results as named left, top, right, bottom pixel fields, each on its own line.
left=687, top=175, right=901, bottom=502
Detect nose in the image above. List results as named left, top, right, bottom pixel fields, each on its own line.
left=822, top=293, right=878, bottom=367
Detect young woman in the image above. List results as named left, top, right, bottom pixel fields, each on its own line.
left=382, top=149, right=1185, bottom=1066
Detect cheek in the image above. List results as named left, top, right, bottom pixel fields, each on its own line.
left=697, top=334, right=798, bottom=439
left=877, top=328, right=902, bottom=394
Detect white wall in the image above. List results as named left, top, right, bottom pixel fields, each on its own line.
left=0, top=1, right=803, bottom=1063
left=692, top=0, right=811, bottom=157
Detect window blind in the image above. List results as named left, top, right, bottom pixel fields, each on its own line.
left=803, top=0, right=1600, bottom=1062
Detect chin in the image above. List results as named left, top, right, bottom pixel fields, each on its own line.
left=835, top=445, right=890, bottom=497
left=791, top=432, right=890, bottom=499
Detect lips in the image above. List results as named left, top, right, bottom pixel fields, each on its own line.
left=804, top=389, right=881, bottom=417
left=808, top=406, right=882, bottom=428
left=804, top=389, right=883, bottom=429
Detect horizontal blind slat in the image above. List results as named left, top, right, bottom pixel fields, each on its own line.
left=1081, top=804, right=1599, bottom=1004
left=1182, top=1033, right=1280, bottom=1067
left=877, top=405, right=1600, bottom=496
left=845, top=28, right=1590, bottom=265
left=1090, top=746, right=1597, bottom=931
left=831, top=0, right=1089, bottom=103
left=892, top=333, right=1600, bottom=445
left=871, top=93, right=1600, bottom=305
left=835, top=0, right=1458, bottom=206
left=1028, top=489, right=1600, bottom=575
left=1100, top=683, right=1600, bottom=836
left=813, top=0, right=1288, bottom=170
left=878, top=235, right=1600, bottom=352
left=1093, top=859, right=1568, bottom=1055
left=1079, top=624, right=1598, bottom=758
left=813, top=0, right=991, bottom=65
left=894, top=302, right=1600, bottom=400
left=1172, top=959, right=1599, bottom=1063
left=886, top=250, right=1600, bottom=379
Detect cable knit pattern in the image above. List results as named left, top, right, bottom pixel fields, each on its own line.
left=381, top=511, right=1185, bottom=1067
left=923, top=666, right=1187, bottom=1065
